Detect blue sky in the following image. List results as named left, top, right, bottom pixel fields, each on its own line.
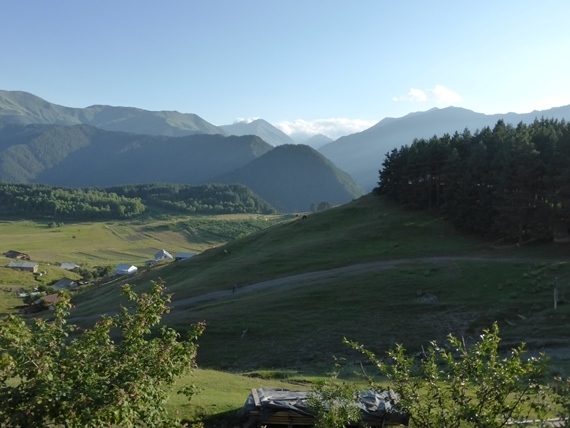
left=2, top=0, right=570, bottom=138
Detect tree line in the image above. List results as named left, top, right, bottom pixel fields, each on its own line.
left=378, top=118, right=570, bottom=243
left=0, top=182, right=276, bottom=221
left=107, top=182, right=276, bottom=215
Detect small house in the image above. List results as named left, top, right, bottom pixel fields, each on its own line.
left=60, top=262, right=79, bottom=270
left=114, top=264, right=138, bottom=276
left=52, top=277, right=79, bottom=290
left=174, top=252, right=196, bottom=261
left=3, top=250, right=30, bottom=260
left=154, top=249, right=174, bottom=261
left=7, top=261, right=39, bottom=273
left=34, top=293, right=61, bottom=310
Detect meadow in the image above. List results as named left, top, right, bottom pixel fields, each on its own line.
left=3, top=195, right=570, bottom=424
left=62, top=197, right=570, bottom=380
left=0, top=213, right=285, bottom=313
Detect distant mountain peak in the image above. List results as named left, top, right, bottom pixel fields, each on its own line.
left=0, top=89, right=225, bottom=137
left=220, top=119, right=294, bottom=146
left=214, top=143, right=364, bottom=212
left=320, top=103, right=570, bottom=192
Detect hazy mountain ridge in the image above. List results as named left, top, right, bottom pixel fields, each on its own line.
left=296, top=133, right=333, bottom=149
left=0, top=123, right=272, bottom=185
left=220, top=119, right=295, bottom=146
left=6, top=89, right=570, bottom=207
left=1, top=90, right=334, bottom=148
left=319, top=105, right=570, bottom=191
left=0, top=123, right=360, bottom=212
left=214, top=144, right=365, bottom=212
left=0, top=90, right=227, bottom=137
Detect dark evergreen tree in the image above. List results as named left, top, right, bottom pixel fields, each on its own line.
left=377, top=118, right=570, bottom=242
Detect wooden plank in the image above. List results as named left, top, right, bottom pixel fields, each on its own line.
left=251, top=388, right=261, bottom=407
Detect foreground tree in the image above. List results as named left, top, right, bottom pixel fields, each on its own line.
left=308, top=363, right=362, bottom=428
left=340, top=324, right=550, bottom=428
left=0, top=281, right=205, bottom=428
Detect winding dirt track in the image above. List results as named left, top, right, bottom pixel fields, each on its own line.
left=170, top=256, right=536, bottom=309
left=66, top=256, right=546, bottom=325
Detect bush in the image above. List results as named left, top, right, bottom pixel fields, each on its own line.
left=0, top=281, right=204, bottom=427
left=344, top=323, right=550, bottom=428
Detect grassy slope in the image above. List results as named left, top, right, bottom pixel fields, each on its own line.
left=0, top=214, right=284, bottom=270
left=0, top=219, right=206, bottom=268
left=0, top=214, right=284, bottom=314
left=6, top=195, right=570, bottom=424
left=63, top=195, right=570, bottom=374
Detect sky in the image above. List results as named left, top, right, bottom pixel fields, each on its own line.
left=2, top=0, right=570, bottom=139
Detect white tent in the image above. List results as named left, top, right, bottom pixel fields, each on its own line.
left=114, top=264, right=138, bottom=275
left=154, top=249, right=173, bottom=261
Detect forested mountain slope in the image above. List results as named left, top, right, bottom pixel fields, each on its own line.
left=214, top=144, right=365, bottom=212
left=320, top=105, right=570, bottom=191
left=0, top=123, right=272, bottom=186
left=0, top=182, right=275, bottom=220
left=0, top=124, right=362, bottom=213
left=378, top=118, right=570, bottom=243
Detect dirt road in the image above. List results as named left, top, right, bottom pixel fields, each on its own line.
left=169, top=256, right=536, bottom=309
left=65, top=255, right=547, bottom=325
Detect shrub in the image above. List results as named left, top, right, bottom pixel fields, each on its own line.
left=0, top=281, right=204, bottom=427
left=345, top=323, right=550, bottom=428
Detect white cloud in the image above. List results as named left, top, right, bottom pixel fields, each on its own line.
left=394, top=85, right=461, bottom=104
left=429, top=85, right=462, bottom=103
left=274, top=118, right=377, bottom=140
left=393, top=88, right=427, bottom=102
left=233, top=117, right=259, bottom=124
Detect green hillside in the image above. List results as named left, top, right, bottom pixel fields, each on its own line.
left=0, top=123, right=272, bottom=185
left=215, top=144, right=365, bottom=212
left=0, top=90, right=226, bottom=136
left=66, top=194, right=570, bottom=372
left=0, top=213, right=285, bottom=288
left=0, top=182, right=276, bottom=220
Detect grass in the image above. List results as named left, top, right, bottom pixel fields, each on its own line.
left=6, top=194, right=570, bottom=423
left=164, top=368, right=320, bottom=425
left=71, top=195, right=490, bottom=309
left=0, top=286, right=26, bottom=315
left=168, top=259, right=570, bottom=371
left=0, top=214, right=285, bottom=270
left=59, top=195, right=570, bottom=373
left=0, top=214, right=286, bottom=315
left=0, top=262, right=82, bottom=314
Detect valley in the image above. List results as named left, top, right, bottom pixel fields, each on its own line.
left=3, top=194, right=570, bottom=425
left=4, top=195, right=570, bottom=372
left=2, top=90, right=570, bottom=425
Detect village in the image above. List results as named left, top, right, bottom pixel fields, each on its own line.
left=2, top=249, right=197, bottom=315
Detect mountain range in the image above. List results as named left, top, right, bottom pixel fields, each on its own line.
left=0, top=90, right=225, bottom=137
left=215, top=144, right=362, bottom=212
left=319, top=105, right=570, bottom=191
left=219, top=119, right=295, bottom=146
left=0, top=120, right=364, bottom=212
left=2, top=89, right=570, bottom=201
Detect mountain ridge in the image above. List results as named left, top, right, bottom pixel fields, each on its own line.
left=219, top=119, right=295, bottom=146
left=0, top=90, right=227, bottom=137
left=214, top=144, right=364, bottom=212
left=5, top=89, right=570, bottom=195
left=319, top=105, right=570, bottom=191
left=0, top=123, right=360, bottom=213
